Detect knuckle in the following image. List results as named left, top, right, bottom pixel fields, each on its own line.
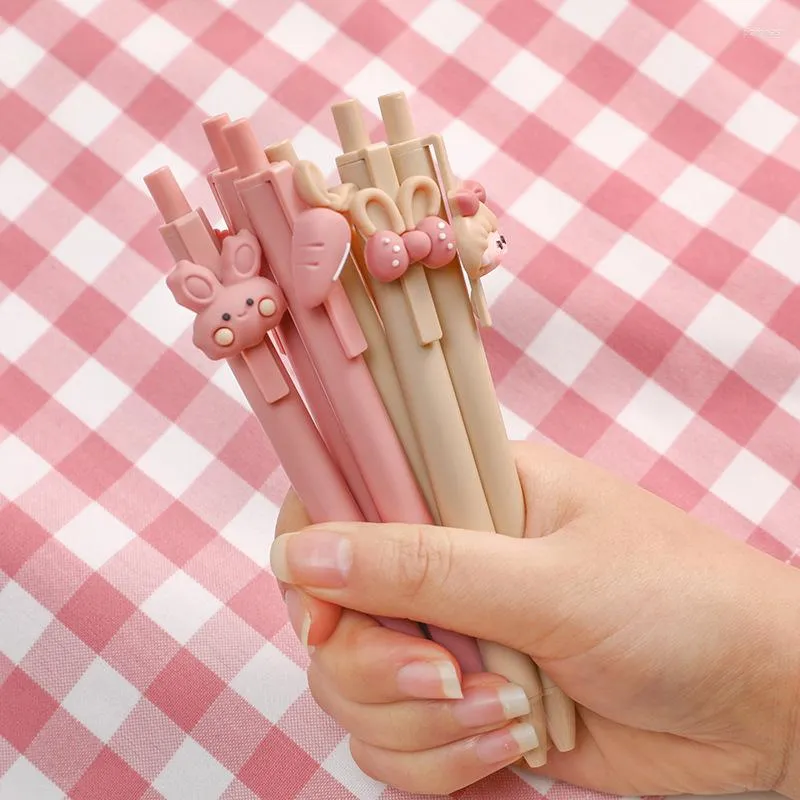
left=382, top=527, right=454, bottom=600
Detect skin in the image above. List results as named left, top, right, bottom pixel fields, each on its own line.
left=271, top=442, right=800, bottom=797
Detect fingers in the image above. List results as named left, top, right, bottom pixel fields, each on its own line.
left=303, top=609, right=465, bottom=704
left=310, top=668, right=531, bottom=752
left=275, top=489, right=341, bottom=646
left=270, top=520, right=571, bottom=654
left=349, top=722, right=538, bottom=795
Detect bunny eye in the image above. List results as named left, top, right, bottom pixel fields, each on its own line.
left=222, top=312, right=231, bottom=321
left=246, top=298, right=254, bottom=306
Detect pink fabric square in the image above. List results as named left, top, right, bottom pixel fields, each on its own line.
left=192, top=689, right=269, bottom=771
left=719, top=33, right=783, bottom=88
left=653, top=101, right=722, bottom=161
left=520, top=244, right=589, bottom=306
left=21, top=620, right=95, bottom=702
left=631, top=0, right=698, bottom=29
left=607, top=304, right=683, bottom=373
left=667, top=417, right=740, bottom=487
left=653, top=336, right=728, bottom=410
left=538, top=390, right=614, bottom=456
left=700, top=373, right=774, bottom=447
left=274, top=65, right=340, bottom=120
left=25, top=707, right=104, bottom=791
left=587, top=172, right=657, bottom=231
left=102, top=612, right=181, bottom=689
left=56, top=288, right=127, bottom=355
left=237, top=728, right=319, bottom=800
left=108, top=700, right=184, bottom=781
left=421, top=59, right=487, bottom=117
left=136, top=351, right=208, bottom=419
left=489, top=0, right=549, bottom=44
left=54, top=149, right=120, bottom=212
left=570, top=44, right=635, bottom=104
left=742, top=156, right=800, bottom=214
left=503, top=116, right=570, bottom=174
left=675, top=229, right=748, bottom=291
left=227, top=572, right=289, bottom=641
left=0, top=366, right=49, bottom=431
left=586, top=425, right=660, bottom=482
left=145, top=649, right=227, bottom=732
left=0, top=505, right=50, bottom=577
left=641, top=458, right=706, bottom=511
left=58, top=433, right=132, bottom=499
left=184, top=538, right=260, bottom=603
left=340, top=0, right=405, bottom=52
left=218, top=417, right=282, bottom=489
left=70, top=748, right=149, bottom=800
left=747, top=408, right=800, bottom=483
left=16, top=539, right=93, bottom=614
left=771, top=286, right=800, bottom=350
left=58, top=573, right=138, bottom=651
left=0, top=669, right=59, bottom=750
left=140, top=502, right=217, bottom=568
left=51, top=20, right=115, bottom=78
left=747, top=528, right=792, bottom=561
left=0, top=93, right=46, bottom=153
left=196, top=11, right=261, bottom=63
left=186, top=610, right=263, bottom=683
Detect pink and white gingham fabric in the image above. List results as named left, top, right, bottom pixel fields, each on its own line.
left=1, top=0, right=799, bottom=797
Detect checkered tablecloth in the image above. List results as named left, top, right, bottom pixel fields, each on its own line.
left=2, top=0, right=799, bottom=797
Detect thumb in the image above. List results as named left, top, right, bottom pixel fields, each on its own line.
left=268, top=521, right=568, bottom=654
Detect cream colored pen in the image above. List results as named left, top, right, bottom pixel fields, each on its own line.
left=377, top=92, right=576, bottom=753
left=264, top=140, right=439, bottom=523
left=332, top=99, right=549, bottom=766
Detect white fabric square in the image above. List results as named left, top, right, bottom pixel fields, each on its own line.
left=661, top=165, right=735, bottom=226
left=222, top=494, right=280, bottom=569
left=557, top=0, right=627, bottom=37
left=508, top=179, right=581, bottom=241
left=53, top=217, right=125, bottom=282
left=640, top=32, right=712, bottom=96
left=137, top=426, right=214, bottom=498
left=617, top=380, right=695, bottom=454
left=728, top=92, right=796, bottom=153
left=411, top=0, right=482, bottom=53
left=323, top=739, right=386, bottom=800
left=575, top=108, right=648, bottom=169
left=752, top=216, right=800, bottom=282
left=267, top=3, right=336, bottom=60
left=55, top=358, right=131, bottom=429
left=155, top=738, right=234, bottom=800
left=494, top=51, right=562, bottom=112
left=56, top=503, right=135, bottom=570
left=62, top=657, right=141, bottom=742
left=0, top=294, right=49, bottom=360
left=0, top=28, right=46, bottom=88
left=141, top=570, right=223, bottom=644
left=0, top=156, right=47, bottom=222
left=344, top=61, right=414, bottom=116
left=0, top=581, right=53, bottom=664
left=51, top=83, right=120, bottom=146
left=595, top=234, right=670, bottom=299
left=780, top=376, right=800, bottom=423
left=526, top=310, right=603, bottom=384
left=121, top=16, right=191, bottom=72
left=0, top=437, right=50, bottom=500
left=0, top=758, right=62, bottom=800
left=438, top=119, right=496, bottom=180
left=198, top=69, right=266, bottom=120
left=231, top=643, right=307, bottom=722
left=711, top=449, right=790, bottom=523
left=685, top=295, right=763, bottom=367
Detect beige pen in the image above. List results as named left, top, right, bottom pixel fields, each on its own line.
left=264, top=140, right=439, bottom=523
left=331, top=99, right=549, bottom=766
left=377, top=92, right=576, bottom=753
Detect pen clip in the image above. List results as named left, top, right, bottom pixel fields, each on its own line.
left=469, top=277, right=492, bottom=328
left=240, top=344, right=290, bottom=403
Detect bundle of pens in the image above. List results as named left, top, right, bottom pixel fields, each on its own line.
left=144, top=92, right=575, bottom=767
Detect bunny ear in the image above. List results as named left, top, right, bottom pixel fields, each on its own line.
left=293, top=160, right=354, bottom=212
left=461, top=180, right=487, bottom=203
left=395, top=176, right=441, bottom=229
left=221, top=230, right=261, bottom=284
left=448, top=188, right=480, bottom=218
left=350, top=188, right=405, bottom=237
left=166, top=261, right=219, bottom=312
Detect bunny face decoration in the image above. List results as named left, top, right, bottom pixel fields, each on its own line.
left=166, top=230, right=286, bottom=360
left=447, top=180, right=507, bottom=280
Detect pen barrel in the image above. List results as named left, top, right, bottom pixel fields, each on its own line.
left=228, top=354, right=361, bottom=523
left=234, top=170, right=433, bottom=526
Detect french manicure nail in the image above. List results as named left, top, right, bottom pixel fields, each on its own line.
left=475, top=723, right=539, bottom=764
left=452, top=685, right=530, bottom=728
left=396, top=661, right=463, bottom=700
left=284, top=589, right=312, bottom=647
left=270, top=530, right=352, bottom=587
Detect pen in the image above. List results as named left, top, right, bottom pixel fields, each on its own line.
left=201, top=115, right=381, bottom=525
left=143, top=167, right=361, bottom=527
left=378, top=92, right=576, bottom=754
left=331, top=99, right=549, bottom=766
left=285, top=146, right=440, bottom=523
left=146, top=165, right=427, bottom=643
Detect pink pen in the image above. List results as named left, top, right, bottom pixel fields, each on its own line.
left=201, top=115, right=381, bottom=525
left=222, top=119, right=483, bottom=672
left=144, top=167, right=361, bottom=526
left=146, top=167, right=425, bottom=642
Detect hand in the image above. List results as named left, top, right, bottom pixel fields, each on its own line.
left=271, top=442, right=800, bottom=797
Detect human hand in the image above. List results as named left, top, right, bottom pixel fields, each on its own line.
left=271, top=442, right=800, bottom=797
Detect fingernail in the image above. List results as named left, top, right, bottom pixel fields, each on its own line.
left=270, top=530, right=352, bottom=587
left=284, top=589, right=312, bottom=647
left=396, top=661, right=463, bottom=700
left=452, top=685, right=530, bottom=728
left=475, top=723, right=539, bottom=764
